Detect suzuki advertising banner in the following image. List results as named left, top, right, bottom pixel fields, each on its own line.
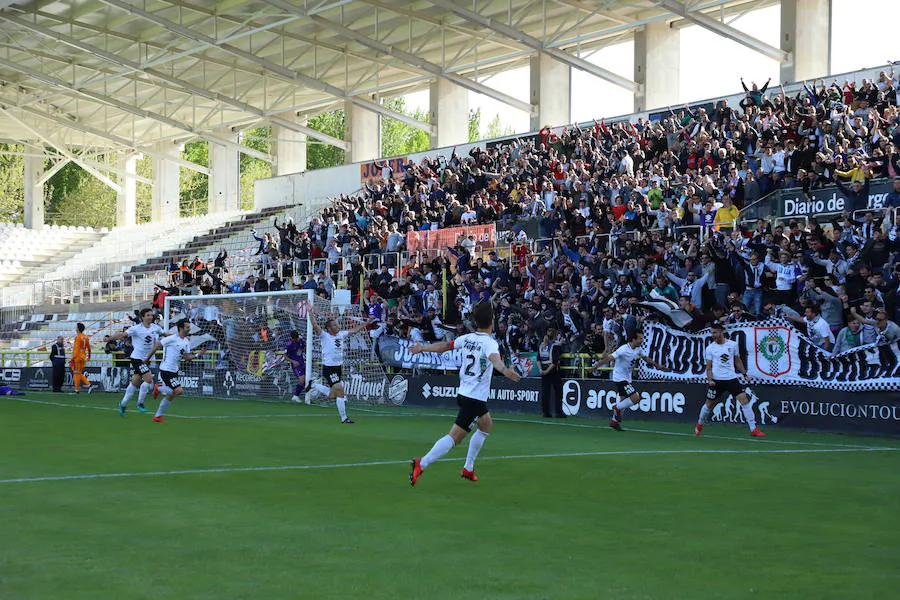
left=397, top=375, right=899, bottom=435
left=638, top=318, right=900, bottom=392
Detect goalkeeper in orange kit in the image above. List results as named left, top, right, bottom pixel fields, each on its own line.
left=70, top=322, right=94, bottom=394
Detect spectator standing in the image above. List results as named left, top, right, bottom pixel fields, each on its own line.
left=833, top=317, right=864, bottom=354
left=49, top=336, right=66, bottom=393
left=538, top=328, right=565, bottom=419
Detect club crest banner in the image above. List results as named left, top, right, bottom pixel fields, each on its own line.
left=638, top=318, right=900, bottom=392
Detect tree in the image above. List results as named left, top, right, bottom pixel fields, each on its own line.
left=135, top=154, right=152, bottom=224
left=180, top=140, right=208, bottom=217
left=240, top=126, right=272, bottom=210
left=485, top=113, right=515, bottom=140
left=46, top=159, right=89, bottom=219
left=468, top=108, right=481, bottom=142
left=0, top=144, right=25, bottom=222
left=381, top=98, right=430, bottom=157
left=307, top=110, right=345, bottom=170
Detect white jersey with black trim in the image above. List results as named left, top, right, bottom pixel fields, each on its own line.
left=159, top=335, right=191, bottom=373
left=611, top=343, right=642, bottom=383
left=451, top=332, right=500, bottom=402
left=321, top=330, right=349, bottom=367
left=704, top=339, right=740, bottom=380
left=127, top=323, right=164, bottom=360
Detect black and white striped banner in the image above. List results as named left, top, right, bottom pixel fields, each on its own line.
left=638, top=318, right=900, bottom=392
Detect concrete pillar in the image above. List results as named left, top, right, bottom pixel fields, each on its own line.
left=209, top=132, right=240, bottom=213
left=274, top=117, right=308, bottom=176
left=116, top=152, right=138, bottom=227
left=530, top=54, right=571, bottom=132
left=634, top=21, right=680, bottom=113
left=345, top=101, right=380, bottom=164
left=23, top=146, right=44, bottom=230
left=780, top=0, right=831, bottom=83
left=151, top=142, right=181, bottom=222
left=429, top=78, right=469, bottom=148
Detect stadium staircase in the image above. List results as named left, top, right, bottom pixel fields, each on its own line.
left=26, top=212, right=241, bottom=286
left=123, top=203, right=301, bottom=282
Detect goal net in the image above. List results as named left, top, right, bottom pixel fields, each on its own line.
left=163, top=289, right=389, bottom=404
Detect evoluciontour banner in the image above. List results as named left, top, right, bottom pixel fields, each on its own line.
left=637, top=318, right=900, bottom=392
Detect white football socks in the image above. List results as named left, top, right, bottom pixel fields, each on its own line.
left=741, top=402, right=757, bottom=431
left=698, top=404, right=712, bottom=425
left=336, top=396, right=348, bottom=420
left=119, top=383, right=138, bottom=408
left=313, top=382, right=331, bottom=396
left=464, top=430, right=489, bottom=471
left=137, top=381, right=153, bottom=405
left=155, top=397, right=171, bottom=418
left=421, top=435, right=455, bottom=469
left=616, top=398, right=634, bottom=411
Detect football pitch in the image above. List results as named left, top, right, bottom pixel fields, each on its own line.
left=1, top=392, right=898, bottom=600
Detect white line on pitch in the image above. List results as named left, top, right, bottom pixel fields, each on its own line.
left=0, top=447, right=895, bottom=485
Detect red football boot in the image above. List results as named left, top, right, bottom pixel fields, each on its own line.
left=409, top=458, right=423, bottom=486
left=460, top=468, right=478, bottom=482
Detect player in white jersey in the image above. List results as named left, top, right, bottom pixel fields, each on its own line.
left=593, top=331, right=669, bottom=431
left=307, top=300, right=373, bottom=423
left=150, top=318, right=206, bottom=423
left=696, top=322, right=766, bottom=438
left=104, top=308, right=167, bottom=416
left=408, top=302, right=521, bottom=485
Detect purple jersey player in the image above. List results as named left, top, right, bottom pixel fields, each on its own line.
left=284, top=330, right=308, bottom=404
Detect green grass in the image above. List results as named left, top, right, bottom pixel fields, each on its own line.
left=1, top=391, right=898, bottom=600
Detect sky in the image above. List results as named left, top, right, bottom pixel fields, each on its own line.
left=404, top=0, right=899, bottom=137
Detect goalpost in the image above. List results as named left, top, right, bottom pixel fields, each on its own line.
left=163, top=289, right=389, bottom=404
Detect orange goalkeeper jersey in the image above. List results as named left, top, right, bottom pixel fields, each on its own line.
left=73, top=332, right=91, bottom=360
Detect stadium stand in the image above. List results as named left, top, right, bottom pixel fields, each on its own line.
left=30, top=213, right=242, bottom=286
left=125, top=204, right=301, bottom=284
left=1, top=68, right=898, bottom=372
left=0, top=223, right=105, bottom=285
left=228, top=71, right=900, bottom=363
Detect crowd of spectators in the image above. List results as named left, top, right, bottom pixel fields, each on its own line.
left=166, top=72, right=900, bottom=367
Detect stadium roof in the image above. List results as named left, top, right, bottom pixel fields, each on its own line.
left=0, top=0, right=778, bottom=153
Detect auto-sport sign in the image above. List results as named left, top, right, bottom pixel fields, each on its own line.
left=399, top=375, right=899, bottom=435
left=638, top=318, right=900, bottom=392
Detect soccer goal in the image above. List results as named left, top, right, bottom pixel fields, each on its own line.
left=163, top=289, right=390, bottom=404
